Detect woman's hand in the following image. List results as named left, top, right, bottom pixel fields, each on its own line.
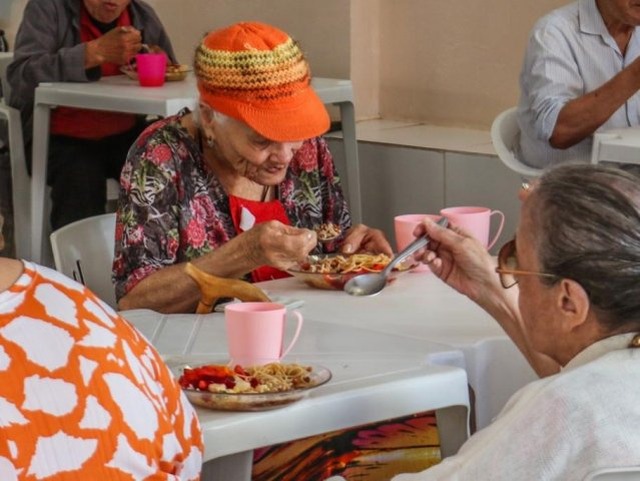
left=415, top=218, right=501, bottom=304
left=340, top=224, right=393, bottom=256
left=244, top=220, right=317, bottom=270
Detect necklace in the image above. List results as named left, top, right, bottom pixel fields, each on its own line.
left=260, top=185, right=271, bottom=202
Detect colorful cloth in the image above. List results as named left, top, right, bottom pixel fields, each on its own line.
left=0, top=261, right=203, bottom=480
left=252, top=411, right=441, bottom=480
left=113, top=109, right=351, bottom=301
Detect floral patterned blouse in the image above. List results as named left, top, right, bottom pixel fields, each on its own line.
left=113, top=109, right=351, bottom=301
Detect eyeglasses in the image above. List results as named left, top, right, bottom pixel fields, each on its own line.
left=495, top=238, right=559, bottom=288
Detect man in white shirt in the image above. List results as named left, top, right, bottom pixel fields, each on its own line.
left=518, top=0, right=640, bottom=167
left=390, top=164, right=640, bottom=480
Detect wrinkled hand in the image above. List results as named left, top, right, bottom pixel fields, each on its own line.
left=340, top=224, right=393, bottom=256
left=244, top=221, right=317, bottom=270
left=415, top=218, right=501, bottom=303
left=86, top=26, right=142, bottom=67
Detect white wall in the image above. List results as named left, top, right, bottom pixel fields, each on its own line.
left=1, top=0, right=567, bottom=128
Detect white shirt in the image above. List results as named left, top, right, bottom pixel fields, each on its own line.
left=517, top=0, right=640, bottom=168
left=392, top=333, right=640, bottom=481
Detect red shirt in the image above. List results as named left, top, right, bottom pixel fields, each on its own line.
left=228, top=194, right=292, bottom=283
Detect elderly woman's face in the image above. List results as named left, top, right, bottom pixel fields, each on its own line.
left=514, top=199, right=566, bottom=357
left=209, top=115, right=304, bottom=186
left=83, top=0, right=131, bottom=24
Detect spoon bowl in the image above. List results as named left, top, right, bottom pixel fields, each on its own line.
left=343, top=217, right=448, bottom=296
left=314, top=223, right=342, bottom=244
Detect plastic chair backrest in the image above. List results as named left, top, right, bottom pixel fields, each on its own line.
left=50, top=213, right=117, bottom=308
left=583, top=467, right=640, bottom=481
left=490, top=107, right=543, bottom=178
left=0, top=102, right=30, bottom=260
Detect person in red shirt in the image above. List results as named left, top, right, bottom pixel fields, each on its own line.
left=8, top=0, right=176, bottom=230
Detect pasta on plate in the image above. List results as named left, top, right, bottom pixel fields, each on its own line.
left=174, top=362, right=332, bottom=411
left=288, top=253, right=415, bottom=290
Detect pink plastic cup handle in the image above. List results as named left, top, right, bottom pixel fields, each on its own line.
left=281, top=310, right=304, bottom=359
left=487, top=210, right=506, bottom=250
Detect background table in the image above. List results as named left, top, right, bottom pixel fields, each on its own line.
left=121, top=310, right=470, bottom=481
left=590, top=127, right=640, bottom=165
left=30, top=74, right=362, bottom=263
left=257, top=272, right=538, bottom=431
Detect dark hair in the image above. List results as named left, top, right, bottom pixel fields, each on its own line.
left=530, top=164, right=640, bottom=331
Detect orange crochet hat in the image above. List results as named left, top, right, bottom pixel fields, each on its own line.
left=194, top=22, right=330, bottom=142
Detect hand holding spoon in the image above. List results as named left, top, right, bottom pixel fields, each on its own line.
left=343, top=217, right=448, bottom=296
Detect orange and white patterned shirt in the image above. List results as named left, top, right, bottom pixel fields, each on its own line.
left=0, top=261, right=203, bottom=480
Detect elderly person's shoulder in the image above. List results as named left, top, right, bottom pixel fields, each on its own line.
left=0, top=257, right=204, bottom=477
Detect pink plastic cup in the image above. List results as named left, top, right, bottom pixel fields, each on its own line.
left=224, top=302, right=303, bottom=366
left=135, top=53, right=166, bottom=87
left=394, top=214, right=441, bottom=273
left=440, top=206, right=505, bottom=249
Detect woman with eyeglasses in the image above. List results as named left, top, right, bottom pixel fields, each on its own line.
left=392, top=164, right=640, bottom=481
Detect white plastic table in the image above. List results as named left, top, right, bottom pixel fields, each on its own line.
left=590, top=127, right=640, bottom=165
left=30, top=74, right=362, bottom=263
left=120, top=310, right=470, bottom=481
left=256, top=272, right=539, bottom=431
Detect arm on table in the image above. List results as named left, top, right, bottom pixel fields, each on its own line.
left=551, top=58, right=640, bottom=149
left=117, top=221, right=317, bottom=313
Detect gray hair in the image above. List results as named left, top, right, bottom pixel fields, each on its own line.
left=530, top=164, right=640, bottom=331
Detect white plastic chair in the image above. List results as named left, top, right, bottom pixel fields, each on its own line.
left=491, top=107, right=543, bottom=178
left=0, top=52, right=30, bottom=260
left=583, top=467, right=640, bottom=481
left=50, top=213, right=117, bottom=308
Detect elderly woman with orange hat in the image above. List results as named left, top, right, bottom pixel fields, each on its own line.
left=114, top=22, right=391, bottom=313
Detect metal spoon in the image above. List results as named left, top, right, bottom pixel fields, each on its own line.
left=343, top=217, right=448, bottom=296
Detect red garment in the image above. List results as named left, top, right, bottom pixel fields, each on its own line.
left=50, top=6, right=136, bottom=139
left=228, top=194, right=292, bottom=283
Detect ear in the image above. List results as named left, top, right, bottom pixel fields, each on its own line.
left=198, top=104, right=218, bottom=143
left=556, top=278, right=590, bottom=331
left=199, top=103, right=213, bottom=123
